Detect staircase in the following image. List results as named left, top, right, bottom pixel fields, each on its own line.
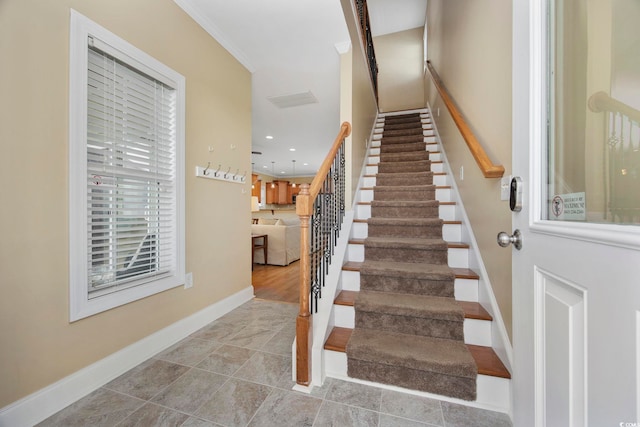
left=322, top=109, right=511, bottom=410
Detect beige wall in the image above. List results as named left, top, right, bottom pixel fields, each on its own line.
left=426, top=0, right=513, bottom=338
left=0, top=0, right=252, bottom=407
left=375, top=27, right=426, bottom=112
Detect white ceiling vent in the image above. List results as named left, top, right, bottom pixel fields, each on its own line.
left=267, top=91, right=318, bottom=108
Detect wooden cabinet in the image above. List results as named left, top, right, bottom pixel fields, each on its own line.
left=265, top=182, right=277, bottom=204
left=265, top=180, right=292, bottom=204
left=251, top=174, right=261, bottom=202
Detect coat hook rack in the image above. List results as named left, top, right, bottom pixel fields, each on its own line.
left=195, top=164, right=246, bottom=185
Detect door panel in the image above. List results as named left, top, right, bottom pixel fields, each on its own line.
left=512, top=0, right=640, bottom=425
left=536, top=268, right=586, bottom=427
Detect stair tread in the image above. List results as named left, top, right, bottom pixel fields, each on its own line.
left=350, top=238, right=468, bottom=250
left=356, top=291, right=464, bottom=322
left=448, top=242, right=470, bottom=249
left=467, top=345, right=511, bottom=378
left=365, top=237, right=447, bottom=250
left=368, top=217, right=443, bottom=225
left=324, top=326, right=352, bottom=350
left=343, top=261, right=479, bottom=281
left=335, top=290, right=358, bottom=306
left=325, top=327, right=510, bottom=379
left=347, top=328, right=476, bottom=379
left=334, top=290, right=490, bottom=321
left=451, top=268, right=480, bottom=280
left=458, top=301, right=493, bottom=321
left=371, top=200, right=441, bottom=207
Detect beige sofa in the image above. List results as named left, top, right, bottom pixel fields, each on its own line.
left=251, top=216, right=300, bottom=266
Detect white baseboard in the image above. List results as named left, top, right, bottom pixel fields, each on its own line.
left=0, top=286, right=254, bottom=427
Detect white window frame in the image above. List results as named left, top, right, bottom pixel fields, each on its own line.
left=69, top=10, right=185, bottom=321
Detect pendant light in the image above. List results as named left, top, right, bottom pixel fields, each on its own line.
left=291, top=160, right=296, bottom=187
left=270, top=162, right=275, bottom=188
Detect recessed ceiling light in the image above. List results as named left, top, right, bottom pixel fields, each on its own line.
left=303, top=163, right=309, bottom=166
left=289, top=148, right=296, bottom=152
left=280, top=171, right=285, bottom=174
left=263, top=165, right=268, bottom=168
left=265, top=135, right=273, bottom=140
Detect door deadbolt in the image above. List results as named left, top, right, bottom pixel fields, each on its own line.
left=497, top=229, right=523, bottom=250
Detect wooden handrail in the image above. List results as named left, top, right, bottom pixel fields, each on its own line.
left=588, top=91, right=640, bottom=123
left=426, top=61, right=505, bottom=178
left=295, top=121, right=351, bottom=386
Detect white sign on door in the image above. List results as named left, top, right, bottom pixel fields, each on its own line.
left=551, top=192, right=586, bottom=221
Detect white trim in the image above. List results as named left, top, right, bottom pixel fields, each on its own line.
left=334, top=41, right=351, bottom=54
left=68, top=10, right=186, bottom=321
left=172, top=0, right=255, bottom=72
left=530, top=220, right=640, bottom=251
left=0, top=287, right=254, bottom=427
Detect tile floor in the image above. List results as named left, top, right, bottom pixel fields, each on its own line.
left=38, top=299, right=512, bottom=427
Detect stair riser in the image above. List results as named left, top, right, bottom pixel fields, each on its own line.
left=322, top=351, right=510, bottom=413
left=377, top=161, right=432, bottom=174
left=380, top=136, right=425, bottom=144
left=359, top=274, right=455, bottom=297
left=365, top=246, right=448, bottom=264
left=348, top=245, right=464, bottom=265
left=355, top=312, right=465, bottom=341
left=448, top=247, right=469, bottom=268
left=383, top=120, right=423, bottom=128
left=347, top=244, right=364, bottom=261
left=350, top=220, right=459, bottom=241
left=365, top=175, right=439, bottom=187
left=454, top=278, right=479, bottom=302
left=347, top=359, right=476, bottom=401
left=362, top=170, right=449, bottom=187
left=370, top=136, right=437, bottom=145
left=340, top=271, right=478, bottom=302
left=380, top=143, right=427, bottom=154
left=372, top=151, right=442, bottom=162
left=382, top=122, right=426, bottom=130
left=376, top=174, right=434, bottom=186
left=333, top=305, right=491, bottom=347
left=464, top=319, right=493, bottom=346
left=383, top=128, right=424, bottom=137
left=367, top=223, right=442, bottom=239
left=378, top=151, right=431, bottom=162
left=439, top=203, right=455, bottom=220
left=436, top=187, right=451, bottom=202
left=370, top=205, right=440, bottom=219
left=373, top=188, right=436, bottom=201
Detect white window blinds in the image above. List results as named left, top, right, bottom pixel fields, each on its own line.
left=85, top=41, right=177, bottom=297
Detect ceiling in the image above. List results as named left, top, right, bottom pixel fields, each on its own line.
left=175, top=0, right=427, bottom=178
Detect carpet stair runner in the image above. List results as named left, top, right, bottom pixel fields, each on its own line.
left=323, top=111, right=510, bottom=402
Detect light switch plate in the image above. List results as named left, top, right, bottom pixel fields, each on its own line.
left=185, top=272, right=193, bottom=289
left=500, top=175, right=512, bottom=201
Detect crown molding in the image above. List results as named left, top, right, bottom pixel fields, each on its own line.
left=334, top=40, right=352, bottom=54
left=174, top=0, right=256, bottom=73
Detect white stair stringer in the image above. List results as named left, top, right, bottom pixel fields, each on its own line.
left=321, top=108, right=511, bottom=414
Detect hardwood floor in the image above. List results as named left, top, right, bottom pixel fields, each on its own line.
left=251, top=261, right=299, bottom=304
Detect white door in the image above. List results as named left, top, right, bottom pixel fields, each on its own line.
left=512, top=0, right=640, bottom=426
